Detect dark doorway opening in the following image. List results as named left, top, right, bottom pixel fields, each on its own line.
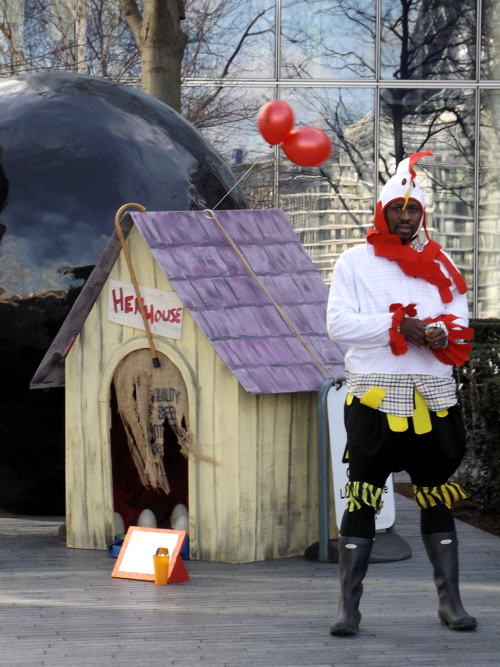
left=109, top=384, right=188, bottom=533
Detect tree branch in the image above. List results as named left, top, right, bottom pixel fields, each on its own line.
left=0, top=21, right=31, bottom=71
left=119, top=0, right=143, bottom=46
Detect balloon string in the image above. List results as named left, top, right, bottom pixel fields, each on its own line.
left=212, top=157, right=260, bottom=210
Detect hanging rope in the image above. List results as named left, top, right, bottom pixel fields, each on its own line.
left=203, top=209, right=337, bottom=382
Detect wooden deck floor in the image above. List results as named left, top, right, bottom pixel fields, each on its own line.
left=0, top=491, right=499, bottom=667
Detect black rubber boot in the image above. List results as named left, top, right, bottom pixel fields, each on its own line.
left=422, top=531, right=477, bottom=631
left=330, top=536, right=373, bottom=636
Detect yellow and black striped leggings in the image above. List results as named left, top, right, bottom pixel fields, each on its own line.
left=344, top=396, right=466, bottom=495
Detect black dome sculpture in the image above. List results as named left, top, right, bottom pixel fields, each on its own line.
left=0, top=72, right=247, bottom=514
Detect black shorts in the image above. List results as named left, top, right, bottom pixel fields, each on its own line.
left=344, top=396, right=467, bottom=489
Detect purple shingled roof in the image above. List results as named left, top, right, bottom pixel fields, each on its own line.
left=31, top=209, right=345, bottom=393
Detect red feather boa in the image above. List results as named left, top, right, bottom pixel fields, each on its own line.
left=424, top=314, right=474, bottom=366
left=367, top=201, right=468, bottom=304
left=389, top=303, right=417, bottom=356
left=388, top=304, right=474, bottom=366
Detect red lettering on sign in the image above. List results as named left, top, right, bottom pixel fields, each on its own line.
left=145, top=303, right=154, bottom=325
left=112, top=288, right=124, bottom=312
left=111, top=284, right=182, bottom=332
left=125, top=295, right=134, bottom=313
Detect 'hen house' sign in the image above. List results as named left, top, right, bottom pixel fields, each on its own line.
left=108, top=279, right=184, bottom=340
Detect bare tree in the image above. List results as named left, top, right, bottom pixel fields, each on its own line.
left=0, top=1, right=271, bottom=118
left=381, top=0, right=476, bottom=165
left=181, top=0, right=274, bottom=133
left=281, top=0, right=376, bottom=79
left=119, top=0, right=187, bottom=111
left=85, top=0, right=139, bottom=81
left=0, top=0, right=30, bottom=72
left=0, top=1, right=140, bottom=83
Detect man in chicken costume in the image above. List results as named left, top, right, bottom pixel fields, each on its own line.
left=327, top=151, right=476, bottom=635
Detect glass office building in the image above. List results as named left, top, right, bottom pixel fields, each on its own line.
left=182, top=0, right=500, bottom=318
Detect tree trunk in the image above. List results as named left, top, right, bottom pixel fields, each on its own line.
left=75, top=0, right=87, bottom=74
left=120, top=0, right=187, bottom=113
left=141, top=0, right=187, bottom=112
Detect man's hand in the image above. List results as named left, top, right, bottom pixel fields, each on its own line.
left=399, top=317, right=428, bottom=348
left=425, top=325, right=447, bottom=350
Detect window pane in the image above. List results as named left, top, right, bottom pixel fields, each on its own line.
left=278, top=88, right=375, bottom=282
left=182, top=1, right=275, bottom=80
left=380, top=88, right=475, bottom=311
left=185, top=86, right=276, bottom=209
left=482, top=0, right=500, bottom=79
left=479, top=90, right=500, bottom=316
left=281, top=0, right=376, bottom=79
left=381, top=0, right=476, bottom=80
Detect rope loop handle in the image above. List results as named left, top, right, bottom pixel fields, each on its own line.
left=114, top=203, right=160, bottom=368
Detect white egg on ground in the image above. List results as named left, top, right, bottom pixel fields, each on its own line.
left=137, top=508, right=157, bottom=528
left=170, top=503, right=188, bottom=525
left=173, top=514, right=189, bottom=532
left=113, top=512, right=125, bottom=536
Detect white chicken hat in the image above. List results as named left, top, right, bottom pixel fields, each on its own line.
left=367, top=148, right=469, bottom=305
left=376, top=150, right=433, bottom=236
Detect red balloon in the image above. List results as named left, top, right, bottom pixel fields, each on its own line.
left=281, top=126, right=332, bottom=167
left=257, top=100, right=294, bottom=145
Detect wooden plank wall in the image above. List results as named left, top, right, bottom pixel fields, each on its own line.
left=235, top=389, right=331, bottom=563
left=66, top=226, right=337, bottom=560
